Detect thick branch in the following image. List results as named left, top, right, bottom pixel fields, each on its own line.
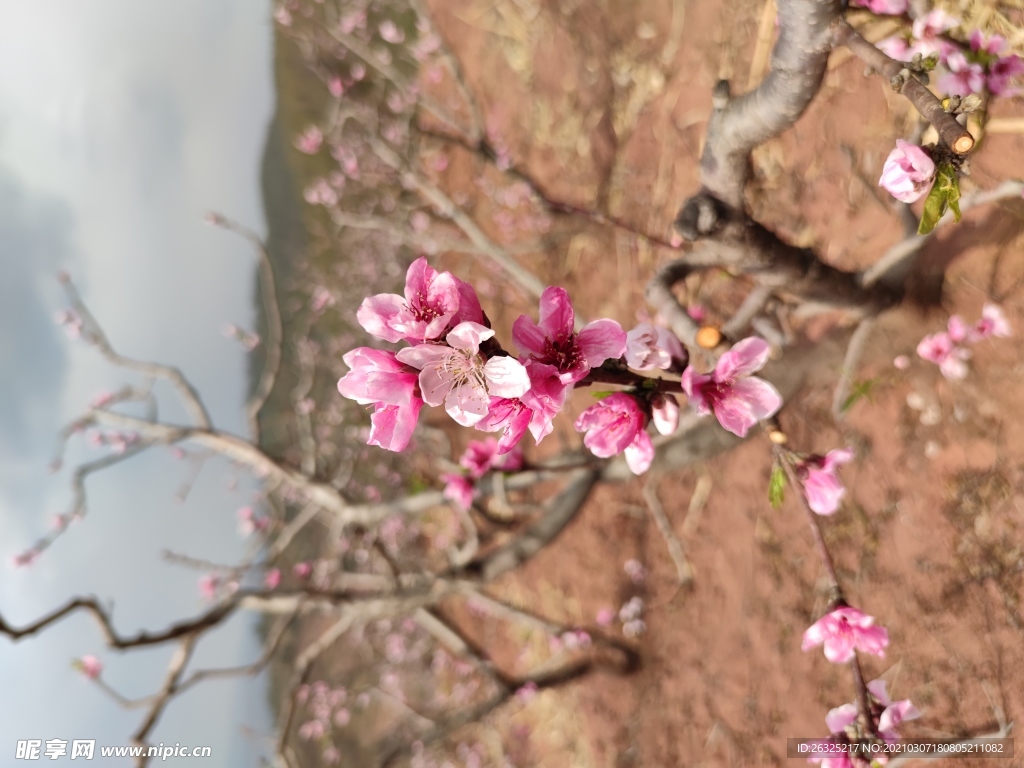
left=701, top=0, right=843, bottom=207
left=836, top=22, right=973, bottom=154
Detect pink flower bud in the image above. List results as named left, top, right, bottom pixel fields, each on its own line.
left=879, top=140, right=936, bottom=203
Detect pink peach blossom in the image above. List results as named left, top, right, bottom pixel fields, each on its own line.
left=295, top=126, right=323, bottom=154
left=337, top=348, right=424, bottom=451
left=680, top=337, right=783, bottom=437
left=971, top=303, right=1012, bottom=341
left=970, top=30, right=1007, bottom=56
left=988, top=54, right=1024, bottom=96
left=876, top=35, right=912, bottom=61
left=802, top=606, right=889, bottom=663
left=574, top=393, right=654, bottom=475
left=264, top=568, right=281, bottom=590
left=799, top=448, right=854, bottom=516
left=624, top=323, right=686, bottom=371
left=293, top=562, right=312, bottom=579
left=357, top=257, right=461, bottom=343
left=397, top=322, right=530, bottom=427
left=879, top=141, right=936, bottom=203
left=513, top=287, right=627, bottom=385
left=459, top=438, right=523, bottom=478
left=198, top=574, right=219, bottom=600
left=441, top=473, right=475, bottom=510
left=916, top=332, right=970, bottom=380
left=938, top=51, right=986, bottom=96
left=78, top=655, right=103, bottom=680
left=910, top=10, right=959, bottom=60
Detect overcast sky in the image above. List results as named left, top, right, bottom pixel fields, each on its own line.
left=0, top=1, right=277, bottom=763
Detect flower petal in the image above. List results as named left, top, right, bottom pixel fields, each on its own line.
left=714, top=337, right=772, bottom=379
left=537, top=286, right=575, bottom=339
left=577, top=319, right=627, bottom=366
left=446, top=321, right=494, bottom=353
left=624, top=430, right=654, bottom=475
left=356, top=294, right=406, bottom=343
left=484, top=356, right=531, bottom=399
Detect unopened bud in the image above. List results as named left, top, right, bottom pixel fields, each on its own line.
left=768, top=430, right=787, bottom=445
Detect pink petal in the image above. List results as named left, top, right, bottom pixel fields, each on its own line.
left=651, top=394, right=680, bottom=436
left=821, top=447, right=855, bottom=472
left=879, top=700, right=921, bottom=733
left=446, top=379, right=491, bottom=426
left=446, top=321, right=494, bottom=353
left=825, top=703, right=858, bottom=734
left=823, top=635, right=857, bottom=664
left=537, top=286, right=575, bottom=339
left=417, top=362, right=454, bottom=407
left=483, top=356, right=531, bottom=398
left=680, top=368, right=712, bottom=415
left=511, top=314, right=547, bottom=357
left=396, top=343, right=450, bottom=371
left=577, top=319, right=627, bottom=366
left=356, top=294, right=406, bottom=342
left=804, top=469, right=846, bottom=515
left=714, top=337, right=772, bottom=379
left=624, top=430, right=654, bottom=475
left=369, top=401, right=422, bottom=451
left=729, top=377, right=783, bottom=420
left=868, top=679, right=891, bottom=706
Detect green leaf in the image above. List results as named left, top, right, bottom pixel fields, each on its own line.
left=841, top=378, right=877, bottom=414
left=918, top=162, right=961, bottom=236
left=768, top=465, right=786, bottom=509
left=590, top=390, right=614, bottom=400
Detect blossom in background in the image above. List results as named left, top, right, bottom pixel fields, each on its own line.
left=910, top=9, right=959, bottom=60
left=917, top=330, right=971, bottom=379
left=378, top=19, right=405, bottom=44
left=442, top=472, right=475, bottom=510
left=681, top=337, right=783, bottom=438
left=797, top=448, right=854, bottom=516
left=198, top=574, right=220, bottom=601
left=851, top=0, right=907, bottom=15
left=397, top=322, right=530, bottom=427
left=624, top=323, right=686, bottom=371
left=77, top=655, right=103, bottom=680
left=574, top=392, right=654, bottom=475
left=938, top=50, right=986, bottom=96
left=802, top=606, right=889, bottom=663
left=293, top=562, right=312, bottom=579
left=459, top=438, right=523, bottom=478
left=513, top=287, right=627, bottom=386
left=988, top=52, right=1024, bottom=96
left=337, top=348, right=424, bottom=451
left=878, top=141, right=936, bottom=203
left=264, top=568, right=281, bottom=590
left=876, top=35, right=912, bottom=61
left=10, top=549, right=40, bottom=568
left=971, top=303, right=1012, bottom=341
left=294, top=126, right=323, bottom=154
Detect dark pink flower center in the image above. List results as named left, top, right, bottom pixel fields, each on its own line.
left=701, top=378, right=734, bottom=411
left=543, top=331, right=582, bottom=373
left=411, top=290, right=445, bottom=322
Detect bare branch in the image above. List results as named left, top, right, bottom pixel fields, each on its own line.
left=212, top=218, right=285, bottom=444
left=642, top=477, right=694, bottom=586
left=58, top=275, right=212, bottom=428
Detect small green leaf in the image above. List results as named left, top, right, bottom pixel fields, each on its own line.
left=590, top=390, right=614, bottom=400
left=841, top=378, right=877, bottom=414
left=918, top=162, right=961, bottom=235
left=768, top=465, right=786, bottom=509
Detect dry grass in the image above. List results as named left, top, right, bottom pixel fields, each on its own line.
left=932, top=0, right=1024, bottom=54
